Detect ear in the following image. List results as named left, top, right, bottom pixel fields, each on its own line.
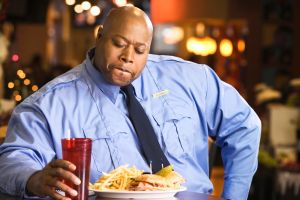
left=96, top=25, right=104, bottom=40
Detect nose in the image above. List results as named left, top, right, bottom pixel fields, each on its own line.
left=120, top=46, right=134, bottom=63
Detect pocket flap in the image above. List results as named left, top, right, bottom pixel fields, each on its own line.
left=152, top=106, right=192, bottom=126
left=83, top=125, right=110, bottom=140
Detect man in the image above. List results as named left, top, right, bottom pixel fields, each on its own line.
left=0, top=6, right=261, bottom=200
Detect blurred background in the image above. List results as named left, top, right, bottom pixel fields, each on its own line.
left=0, top=0, right=299, bottom=199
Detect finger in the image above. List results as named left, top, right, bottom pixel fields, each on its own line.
left=48, top=167, right=81, bottom=185
left=44, top=187, right=71, bottom=200
left=49, top=160, right=76, bottom=171
left=47, top=177, right=78, bottom=197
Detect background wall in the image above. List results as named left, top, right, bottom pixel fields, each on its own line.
left=2, top=0, right=300, bottom=105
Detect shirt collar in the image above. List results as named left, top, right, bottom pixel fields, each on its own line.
left=131, top=76, right=143, bottom=100
left=84, top=48, right=120, bottom=103
left=84, top=48, right=143, bottom=102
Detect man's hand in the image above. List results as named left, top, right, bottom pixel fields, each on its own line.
left=26, top=159, right=81, bottom=200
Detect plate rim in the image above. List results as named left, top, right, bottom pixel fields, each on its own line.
left=89, top=186, right=187, bottom=194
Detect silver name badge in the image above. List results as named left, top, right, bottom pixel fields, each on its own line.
left=152, top=89, right=169, bottom=98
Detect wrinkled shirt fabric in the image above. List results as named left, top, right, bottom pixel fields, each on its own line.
left=0, top=49, right=261, bottom=200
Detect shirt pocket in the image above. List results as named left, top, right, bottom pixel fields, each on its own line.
left=152, top=106, right=196, bottom=159
left=82, top=125, right=115, bottom=182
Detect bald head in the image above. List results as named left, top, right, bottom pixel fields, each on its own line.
left=101, top=6, right=153, bottom=37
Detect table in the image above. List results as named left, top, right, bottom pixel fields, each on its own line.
left=0, top=191, right=224, bottom=200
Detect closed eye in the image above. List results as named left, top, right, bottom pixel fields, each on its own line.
left=112, top=39, right=126, bottom=48
left=135, top=48, right=145, bottom=54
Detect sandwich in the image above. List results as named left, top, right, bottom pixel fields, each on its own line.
left=164, top=171, right=186, bottom=189
left=129, top=171, right=185, bottom=191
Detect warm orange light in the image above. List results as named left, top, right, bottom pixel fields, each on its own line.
left=237, top=39, right=246, bottom=52
left=8, top=82, right=14, bottom=89
left=205, top=37, right=217, bottom=55
left=32, top=85, right=39, bottom=92
left=17, top=69, right=26, bottom=79
left=15, top=95, right=22, bottom=102
left=17, top=69, right=24, bottom=76
left=195, top=22, right=205, bottom=36
left=24, top=79, right=31, bottom=85
left=186, top=37, right=205, bottom=55
left=19, top=73, right=26, bottom=79
left=220, top=39, right=233, bottom=57
left=186, top=36, right=217, bottom=56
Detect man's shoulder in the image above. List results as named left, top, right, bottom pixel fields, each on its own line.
left=147, top=54, right=188, bottom=63
left=24, top=65, right=84, bottom=104
left=146, top=54, right=208, bottom=74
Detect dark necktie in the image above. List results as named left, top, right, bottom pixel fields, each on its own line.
left=121, top=84, right=170, bottom=173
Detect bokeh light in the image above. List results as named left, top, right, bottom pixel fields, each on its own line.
left=74, top=4, right=83, bottom=13
left=220, top=39, right=233, bottom=57
left=32, top=85, right=39, bottom=92
left=65, top=0, right=75, bottom=6
left=237, top=39, right=246, bottom=52
left=11, top=54, right=20, bottom=62
left=90, top=6, right=101, bottom=16
left=15, top=95, right=22, bottom=102
left=81, top=1, right=91, bottom=10
left=17, top=69, right=26, bottom=79
left=24, top=79, right=31, bottom=85
left=113, top=0, right=127, bottom=7
left=8, top=82, right=14, bottom=89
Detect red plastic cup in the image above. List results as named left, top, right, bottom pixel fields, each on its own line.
left=62, top=138, right=92, bottom=200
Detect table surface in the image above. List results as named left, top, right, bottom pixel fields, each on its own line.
left=0, top=191, right=224, bottom=200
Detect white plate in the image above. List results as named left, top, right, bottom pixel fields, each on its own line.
left=90, top=187, right=186, bottom=199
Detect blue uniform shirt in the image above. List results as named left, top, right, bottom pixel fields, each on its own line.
left=0, top=49, right=261, bottom=200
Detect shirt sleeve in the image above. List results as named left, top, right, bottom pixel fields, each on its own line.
left=203, top=66, right=261, bottom=200
left=0, top=102, right=55, bottom=197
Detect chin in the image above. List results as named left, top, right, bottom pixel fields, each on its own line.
left=109, top=79, right=131, bottom=86
left=111, top=76, right=134, bottom=86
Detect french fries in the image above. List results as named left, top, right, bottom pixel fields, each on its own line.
left=91, top=165, right=185, bottom=191
left=92, top=165, right=143, bottom=191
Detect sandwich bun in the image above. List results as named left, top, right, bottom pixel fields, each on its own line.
left=135, top=174, right=167, bottom=184
left=129, top=172, right=185, bottom=191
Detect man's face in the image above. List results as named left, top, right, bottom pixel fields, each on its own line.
left=94, top=18, right=152, bottom=86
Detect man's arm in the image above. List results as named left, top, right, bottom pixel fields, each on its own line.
left=203, top=66, right=261, bottom=200
left=0, top=103, right=80, bottom=199
left=0, top=103, right=49, bottom=196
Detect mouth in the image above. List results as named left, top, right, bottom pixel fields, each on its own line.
left=104, top=64, right=136, bottom=85
left=117, top=67, right=129, bottom=73
left=114, top=65, right=132, bottom=75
